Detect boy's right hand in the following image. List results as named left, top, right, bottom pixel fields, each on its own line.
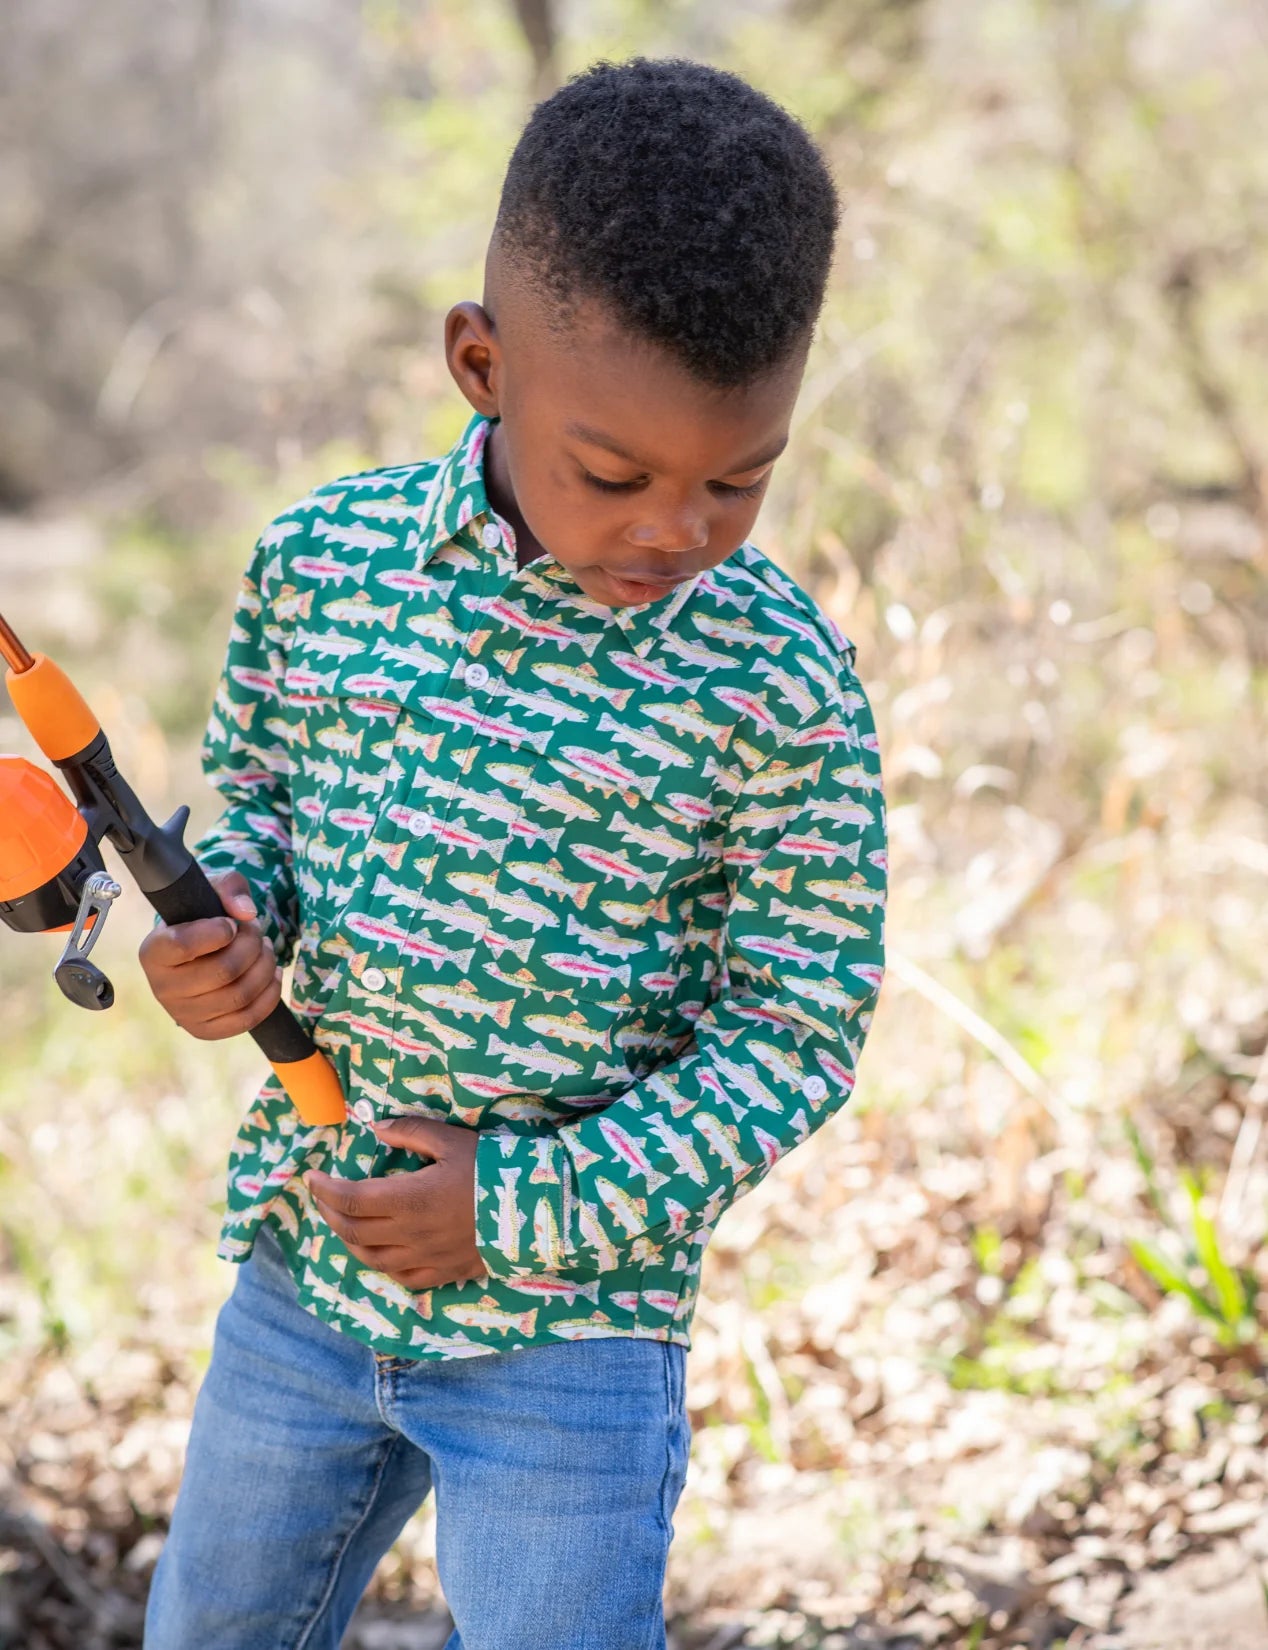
left=139, top=869, right=284, bottom=1041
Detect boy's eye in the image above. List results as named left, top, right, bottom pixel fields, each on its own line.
left=580, top=468, right=767, bottom=501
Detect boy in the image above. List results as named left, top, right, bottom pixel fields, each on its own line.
left=139, top=54, right=886, bottom=1650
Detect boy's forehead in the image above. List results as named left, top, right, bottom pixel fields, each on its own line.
left=503, top=291, right=804, bottom=473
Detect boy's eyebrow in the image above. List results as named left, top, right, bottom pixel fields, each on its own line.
left=564, top=419, right=789, bottom=474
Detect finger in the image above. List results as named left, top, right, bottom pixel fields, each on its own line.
left=188, top=943, right=282, bottom=1022
left=354, top=1247, right=427, bottom=1275
left=164, top=927, right=276, bottom=1005
left=308, top=1185, right=406, bottom=1241
left=150, top=912, right=244, bottom=967
left=194, top=968, right=285, bottom=1040
left=307, top=1182, right=402, bottom=1225
left=357, top=1259, right=445, bottom=1294
left=305, top=1168, right=426, bottom=1221
left=369, top=1116, right=448, bottom=1159
left=309, top=1198, right=402, bottom=1255
left=393, top=1269, right=442, bottom=1291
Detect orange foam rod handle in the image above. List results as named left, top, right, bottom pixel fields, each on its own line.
left=5, top=653, right=101, bottom=764
left=269, top=1047, right=348, bottom=1127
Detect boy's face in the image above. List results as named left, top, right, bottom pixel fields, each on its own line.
left=444, top=259, right=808, bottom=608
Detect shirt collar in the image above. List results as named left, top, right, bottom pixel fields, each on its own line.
left=416, top=410, right=701, bottom=643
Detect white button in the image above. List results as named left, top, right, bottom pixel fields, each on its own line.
left=353, top=1099, right=375, bottom=1124
left=361, top=966, right=387, bottom=991
left=463, top=661, right=489, bottom=689
left=408, top=810, right=431, bottom=836
left=801, top=1075, right=829, bottom=1101
left=480, top=523, right=501, bottom=549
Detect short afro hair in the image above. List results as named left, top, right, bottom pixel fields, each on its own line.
left=492, top=56, right=840, bottom=390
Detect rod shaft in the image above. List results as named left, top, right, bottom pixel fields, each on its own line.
left=0, top=612, right=35, bottom=674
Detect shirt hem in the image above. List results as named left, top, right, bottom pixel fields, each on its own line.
left=222, top=1213, right=696, bottom=1363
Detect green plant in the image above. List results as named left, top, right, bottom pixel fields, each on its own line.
left=1125, top=1119, right=1261, bottom=1349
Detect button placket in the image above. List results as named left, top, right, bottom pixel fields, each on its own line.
left=374, top=545, right=539, bottom=1099
left=356, top=527, right=506, bottom=962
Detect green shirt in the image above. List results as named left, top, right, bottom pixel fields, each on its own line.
left=185, top=408, right=887, bottom=1359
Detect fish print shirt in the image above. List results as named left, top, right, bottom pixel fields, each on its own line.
left=180, top=407, right=888, bottom=1360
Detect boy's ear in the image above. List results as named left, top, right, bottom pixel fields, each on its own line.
left=444, top=301, right=501, bottom=417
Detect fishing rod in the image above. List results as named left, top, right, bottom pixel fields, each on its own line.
left=0, top=611, right=345, bottom=1126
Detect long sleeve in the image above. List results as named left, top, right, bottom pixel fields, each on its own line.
left=153, top=523, right=302, bottom=968
left=472, top=662, right=888, bottom=1278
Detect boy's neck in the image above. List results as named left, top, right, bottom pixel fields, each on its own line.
left=484, top=418, right=546, bottom=569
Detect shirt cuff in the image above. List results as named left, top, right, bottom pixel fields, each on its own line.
left=473, top=1126, right=589, bottom=1280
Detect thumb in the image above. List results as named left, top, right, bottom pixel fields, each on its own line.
left=208, top=870, right=258, bottom=920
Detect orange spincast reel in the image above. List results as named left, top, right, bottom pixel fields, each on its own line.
left=0, top=611, right=346, bottom=1127
left=0, top=752, right=116, bottom=1002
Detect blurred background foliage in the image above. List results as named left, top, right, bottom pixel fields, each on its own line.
left=2, top=1, right=1268, bottom=1645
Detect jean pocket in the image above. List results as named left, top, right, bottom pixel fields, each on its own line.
left=659, top=1342, right=692, bottom=1526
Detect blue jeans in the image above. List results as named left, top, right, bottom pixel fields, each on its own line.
left=143, top=1221, right=691, bottom=1650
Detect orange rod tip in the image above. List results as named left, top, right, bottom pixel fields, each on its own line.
left=0, top=613, right=36, bottom=675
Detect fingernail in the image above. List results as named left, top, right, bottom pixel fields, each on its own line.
left=238, top=900, right=257, bottom=917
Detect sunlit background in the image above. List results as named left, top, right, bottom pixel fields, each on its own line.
left=3, top=2, right=1268, bottom=1646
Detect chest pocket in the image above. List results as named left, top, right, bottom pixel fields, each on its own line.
left=280, top=646, right=413, bottom=934
left=463, top=681, right=722, bottom=1012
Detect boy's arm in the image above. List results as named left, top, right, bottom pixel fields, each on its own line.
left=151, top=523, right=301, bottom=968
left=472, top=665, right=888, bottom=1276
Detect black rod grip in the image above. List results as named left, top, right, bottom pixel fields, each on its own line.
left=147, top=859, right=315, bottom=1065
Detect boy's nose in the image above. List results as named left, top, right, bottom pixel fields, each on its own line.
left=627, top=511, right=709, bottom=556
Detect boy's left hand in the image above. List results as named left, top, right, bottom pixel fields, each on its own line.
left=304, top=1117, right=489, bottom=1290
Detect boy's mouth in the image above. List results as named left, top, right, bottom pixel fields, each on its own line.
left=607, top=571, right=688, bottom=602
